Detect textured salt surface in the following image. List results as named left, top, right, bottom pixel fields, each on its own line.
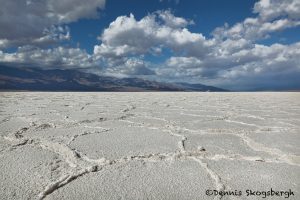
left=46, top=160, right=215, bottom=200
left=0, top=92, right=299, bottom=200
left=204, top=159, right=300, bottom=200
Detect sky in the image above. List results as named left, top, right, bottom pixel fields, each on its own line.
left=0, top=0, right=300, bottom=90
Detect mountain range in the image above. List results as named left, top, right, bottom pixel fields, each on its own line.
left=0, top=66, right=227, bottom=92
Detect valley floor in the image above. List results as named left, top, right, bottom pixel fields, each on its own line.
left=0, top=92, right=299, bottom=200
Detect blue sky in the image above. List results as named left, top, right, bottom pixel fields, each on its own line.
left=0, top=0, right=300, bottom=90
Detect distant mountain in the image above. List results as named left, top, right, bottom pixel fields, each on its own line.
left=172, top=82, right=227, bottom=92
left=0, top=66, right=227, bottom=91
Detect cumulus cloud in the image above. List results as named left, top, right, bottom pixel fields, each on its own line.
left=93, top=10, right=212, bottom=77
left=157, top=57, right=204, bottom=80
left=166, top=57, right=202, bottom=69
left=0, top=46, right=96, bottom=69
left=94, top=11, right=210, bottom=59
left=213, top=18, right=300, bottom=42
left=0, top=46, right=155, bottom=76
left=92, top=10, right=211, bottom=77
left=0, top=25, right=71, bottom=49
left=157, top=10, right=194, bottom=28
left=154, top=41, right=300, bottom=90
left=0, top=0, right=105, bottom=48
left=213, top=0, right=300, bottom=41
left=214, top=42, right=300, bottom=90
left=104, top=58, right=156, bottom=77
left=254, top=0, right=300, bottom=21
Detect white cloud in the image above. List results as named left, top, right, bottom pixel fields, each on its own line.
left=166, top=57, right=202, bottom=69
left=157, top=57, right=204, bottom=80
left=0, top=46, right=97, bottom=69
left=94, top=11, right=210, bottom=59
left=46, top=0, right=106, bottom=23
left=93, top=10, right=211, bottom=78
left=213, top=0, right=300, bottom=41
left=0, top=25, right=71, bottom=49
left=254, top=0, right=300, bottom=21
left=157, top=10, right=194, bottom=28
left=0, top=46, right=155, bottom=77
left=213, top=18, right=300, bottom=41
left=0, top=0, right=105, bottom=48
left=154, top=42, right=300, bottom=90
left=104, top=58, right=156, bottom=76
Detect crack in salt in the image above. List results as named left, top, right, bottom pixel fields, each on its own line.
left=67, top=128, right=111, bottom=145
left=239, top=132, right=300, bottom=166
left=190, top=157, right=225, bottom=200
left=37, top=166, right=97, bottom=200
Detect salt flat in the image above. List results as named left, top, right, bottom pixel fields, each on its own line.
left=0, top=92, right=299, bottom=200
